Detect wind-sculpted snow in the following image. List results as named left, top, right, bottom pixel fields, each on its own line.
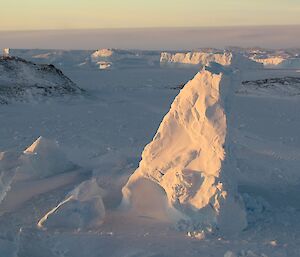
left=0, top=137, right=84, bottom=214
left=122, top=56, right=248, bottom=234
left=38, top=179, right=105, bottom=230
left=0, top=56, right=82, bottom=104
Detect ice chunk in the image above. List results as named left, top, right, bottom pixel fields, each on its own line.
left=122, top=55, right=247, bottom=234
left=19, top=136, right=76, bottom=179
left=38, top=179, right=105, bottom=230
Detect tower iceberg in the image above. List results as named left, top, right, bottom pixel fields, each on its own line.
left=122, top=55, right=249, bottom=234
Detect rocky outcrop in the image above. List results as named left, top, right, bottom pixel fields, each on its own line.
left=0, top=56, right=82, bottom=104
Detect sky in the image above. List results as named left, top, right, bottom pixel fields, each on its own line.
left=1, top=26, right=300, bottom=50
left=0, top=0, right=300, bottom=31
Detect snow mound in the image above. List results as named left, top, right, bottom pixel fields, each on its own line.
left=19, top=136, right=77, bottom=179
left=0, top=56, right=82, bottom=104
left=122, top=57, right=247, bottom=234
left=0, top=137, right=80, bottom=212
left=160, top=51, right=262, bottom=69
left=38, top=179, right=105, bottom=230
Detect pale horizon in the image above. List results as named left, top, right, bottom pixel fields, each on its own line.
left=1, top=0, right=300, bottom=31
left=1, top=25, right=300, bottom=50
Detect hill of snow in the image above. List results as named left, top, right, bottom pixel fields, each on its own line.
left=0, top=56, right=82, bottom=104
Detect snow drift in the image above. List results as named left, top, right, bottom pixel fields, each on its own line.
left=0, top=137, right=84, bottom=214
left=122, top=55, right=248, bottom=234
left=19, top=136, right=77, bottom=179
left=0, top=56, right=82, bottom=104
left=0, top=136, right=105, bottom=230
left=38, top=179, right=105, bottom=230
left=160, top=51, right=262, bottom=69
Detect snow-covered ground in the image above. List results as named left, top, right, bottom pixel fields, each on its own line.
left=1, top=49, right=300, bottom=256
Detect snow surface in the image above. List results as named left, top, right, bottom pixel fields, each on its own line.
left=0, top=49, right=300, bottom=256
